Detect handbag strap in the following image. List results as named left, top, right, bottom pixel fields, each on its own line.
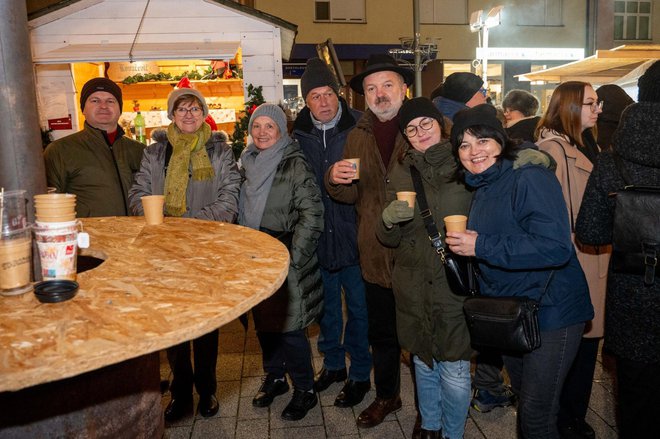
left=550, top=139, right=575, bottom=232
left=410, top=165, right=478, bottom=294
left=409, top=165, right=446, bottom=261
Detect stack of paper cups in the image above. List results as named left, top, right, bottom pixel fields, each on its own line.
left=32, top=193, right=86, bottom=281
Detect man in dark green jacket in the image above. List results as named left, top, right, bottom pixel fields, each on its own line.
left=44, top=77, right=144, bottom=217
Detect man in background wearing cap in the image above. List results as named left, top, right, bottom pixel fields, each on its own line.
left=432, top=72, right=487, bottom=120
left=324, top=54, right=419, bottom=432
left=292, top=58, right=373, bottom=409
left=44, top=77, right=145, bottom=217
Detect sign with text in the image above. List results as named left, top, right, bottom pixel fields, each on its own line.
left=48, top=115, right=73, bottom=130
left=476, top=47, right=584, bottom=60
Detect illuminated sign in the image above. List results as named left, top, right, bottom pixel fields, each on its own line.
left=476, top=47, right=584, bottom=60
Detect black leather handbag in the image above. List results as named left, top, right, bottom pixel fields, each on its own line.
left=410, top=166, right=478, bottom=296
left=463, top=272, right=554, bottom=353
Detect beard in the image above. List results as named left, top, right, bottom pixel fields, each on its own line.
left=369, top=98, right=402, bottom=122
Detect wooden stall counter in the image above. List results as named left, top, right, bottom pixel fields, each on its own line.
left=0, top=217, right=289, bottom=438
left=1, top=216, right=289, bottom=392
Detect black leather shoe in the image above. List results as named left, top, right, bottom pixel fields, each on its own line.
left=198, top=394, right=219, bottom=417
left=334, top=379, right=371, bottom=407
left=420, top=429, right=442, bottom=439
left=559, top=418, right=595, bottom=439
left=281, top=389, right=318, bottom=421
left=313, top=367, right=347, bottom=392
left=252, top=375, right=289, bottom=407
left=164, top=398, right=193, bottom=423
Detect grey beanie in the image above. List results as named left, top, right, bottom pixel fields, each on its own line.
left=248, top=103, right=288, bottom=135
left=301, top=57, right=340, bottom=99
left=167, top=88, right=209, bottom=120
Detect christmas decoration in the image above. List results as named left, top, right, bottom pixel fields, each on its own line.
left=230, top=84, right=264, bottom=159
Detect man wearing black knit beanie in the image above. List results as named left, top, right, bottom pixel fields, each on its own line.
left=44, top=77, right=144, bottom=217
left=293, top=58, right=373, bottom=412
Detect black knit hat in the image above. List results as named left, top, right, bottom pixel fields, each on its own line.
left=349, top=54, right=414, bottom=95
left=450, top=104, right=505, bottom=147
left=399, top=97, right=444, bottom=132
left=301, top=57, right=340, bottom=99
left=638, top=60, right=660, bottom=103
left=80, top=77, right=123, bottom=111
left=442, top=72, right=483, bottom=104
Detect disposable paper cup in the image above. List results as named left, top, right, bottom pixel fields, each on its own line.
left=0, top=228, right=33, bottom=296
left=1, top=189, right=28, bottom=234
left=345, top=158, right=360, bottom=180
left=34, top=193, right=76, bottom=203
left=33, top=221, right=81, bottom=281
left=142, top=195, right=165, bottom=225
left=396, top=191, right=416, bottom=208
left=444, top=215, right=468, bottom=233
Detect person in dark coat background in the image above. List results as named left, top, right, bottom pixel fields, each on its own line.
left=292, top=58, right=373, bottom=409
left=575, top=60, right=660, bottom=439
left=594, top=84, right=634, bottom=151
left=502, top=89, right=541, bottom=143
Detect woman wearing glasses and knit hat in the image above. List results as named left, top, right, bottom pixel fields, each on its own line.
left=376, top=97, right=473, bottom=439
left=536, top=82, right=611, bottom=439
left=128, top=87, right=241, bottom=422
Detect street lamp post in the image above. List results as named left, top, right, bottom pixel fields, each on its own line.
left=470, top=6, right=503, bottom=88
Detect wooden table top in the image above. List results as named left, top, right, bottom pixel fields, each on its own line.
left=0, top=217, right=289, bottom=392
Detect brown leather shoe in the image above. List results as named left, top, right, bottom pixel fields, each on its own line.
left=356, top=396, right=402, bottom=428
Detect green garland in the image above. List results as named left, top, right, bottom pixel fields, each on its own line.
left=230, top=84, right=264, bottom=159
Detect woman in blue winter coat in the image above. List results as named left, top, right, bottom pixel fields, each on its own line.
left=445, top=104, right=593, bottom=439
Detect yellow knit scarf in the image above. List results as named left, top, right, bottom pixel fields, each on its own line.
left=164, top=122, right=214, bottom=216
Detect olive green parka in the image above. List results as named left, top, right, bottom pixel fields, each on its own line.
left=376, top=141, right=473, bottom=366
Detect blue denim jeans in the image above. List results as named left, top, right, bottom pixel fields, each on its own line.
left=503, top=323, right=584, bottom=439
left=318, top=266, right=372, bottom=381
left=413, top=356, right=471, bottom=438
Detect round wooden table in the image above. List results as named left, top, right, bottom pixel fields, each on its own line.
left=0, top=217, right=289, bottom=437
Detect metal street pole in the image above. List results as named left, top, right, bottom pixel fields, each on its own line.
left=413, top=0, right=422, bottom=96
left=482, top=25, right=489, bottom=86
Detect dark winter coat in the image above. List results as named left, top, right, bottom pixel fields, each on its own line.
left=293, top=98, right=362, bottom=271
left=377, top=141, right=473, bottom=367
left=324, top=109, right=409, bottom=288
left=505, top=116, right=541, bottom=143
left=128, top=130, right=240, bottom=222
left=575, top=101, right=660, bottom=363
left=244, top=139, right=325, bottom=333
left=44, top=122, right=145, bottom=217
left=466, top=158, right=594, bottom=331
left=432, top=96, right=467, bottom=120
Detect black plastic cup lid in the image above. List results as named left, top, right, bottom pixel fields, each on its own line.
left=34, top=280, right=79, bottom=303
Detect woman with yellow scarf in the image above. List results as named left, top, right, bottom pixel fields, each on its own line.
left=128, top=88, right=241, bottom=422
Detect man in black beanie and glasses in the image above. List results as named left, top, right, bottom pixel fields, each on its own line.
left=44, top=77, right=144, bottom=217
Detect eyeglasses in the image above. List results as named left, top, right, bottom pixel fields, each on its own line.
left=175, top=106, right=203, bottom=116
left=479, top=88, right=488, bottom=97
left=404, top=117, right=435, bottom=138
left=582, top=100, right=604, bottom=113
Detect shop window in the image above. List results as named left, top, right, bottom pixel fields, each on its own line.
left=516, top=0, right=563, bottom=26
left=614, top=1, right=652, bottom=40
left=314, top=0, right=365, bottom=23
left=420, top=0, right=467, bottom=24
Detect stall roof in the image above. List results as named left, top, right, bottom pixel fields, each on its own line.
left=518, top=44, right=660, bottom=84
left=27, top=0, right=298, bottom=62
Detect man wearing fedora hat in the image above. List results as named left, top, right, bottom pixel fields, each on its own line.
left=44, top=77, right=145, bottom=217
left=325, top=54, right=418, bottom=430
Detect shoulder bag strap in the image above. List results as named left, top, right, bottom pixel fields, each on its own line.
left=550, top=139, right=575, bottom=232
left=409, top=165, right=446, bottom=260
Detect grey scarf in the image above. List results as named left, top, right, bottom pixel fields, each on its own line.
left=238, top=135, right=290, bottom=229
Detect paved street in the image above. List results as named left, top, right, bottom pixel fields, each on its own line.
left=162, top=318, right=618, bottom=438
